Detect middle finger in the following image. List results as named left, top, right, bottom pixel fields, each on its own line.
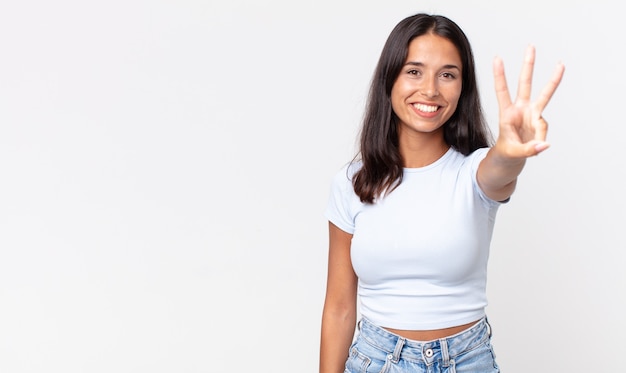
left=516, top=44, right=536, bottom=103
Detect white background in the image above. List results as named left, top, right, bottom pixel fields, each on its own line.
left=0, top=1, right=624, bottom=372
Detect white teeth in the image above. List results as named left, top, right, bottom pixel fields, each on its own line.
left=414, top=103, right=438, bottom=113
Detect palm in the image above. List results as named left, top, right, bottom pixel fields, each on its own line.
left=493, top=45, right=565, bottom=157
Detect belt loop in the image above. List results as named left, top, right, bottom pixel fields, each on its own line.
left=485, top=317, right=493, bottom=337
left=391, top=337, right=405, bottom=363
left=440, top=338, right=450, bottom=367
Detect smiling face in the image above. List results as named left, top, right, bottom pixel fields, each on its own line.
left=391, top=33, right=463, bottom=139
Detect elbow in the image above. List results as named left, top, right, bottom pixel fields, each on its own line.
left=322, top=302, right=356, bottom=322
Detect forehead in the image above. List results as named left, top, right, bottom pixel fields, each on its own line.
left=405, top=33, right=462, bottom=66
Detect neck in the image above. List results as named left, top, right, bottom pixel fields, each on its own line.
left=399, top=131, right=449, bottom=168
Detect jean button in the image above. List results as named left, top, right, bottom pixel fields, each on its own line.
left=425, top=348, right=434, bottom=357
left=387, top=354, right=393, bottom=360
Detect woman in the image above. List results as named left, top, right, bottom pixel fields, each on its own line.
left=320, top=13, right=564, bottom=373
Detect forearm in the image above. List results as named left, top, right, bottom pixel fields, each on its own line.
left=477, top=145, right=527, bottom=202
left=319, top=308, right=356, bottom=373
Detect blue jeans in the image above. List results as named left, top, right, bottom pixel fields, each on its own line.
left=345, top=318, right=500, bottom=373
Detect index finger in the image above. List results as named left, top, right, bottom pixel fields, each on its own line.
left=493, top=56, right=512, bottom=109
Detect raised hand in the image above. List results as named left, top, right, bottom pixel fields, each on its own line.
left=493, top=45, right=565, bottom=158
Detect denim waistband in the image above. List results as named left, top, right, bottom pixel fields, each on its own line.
left=358, top=317, right=491, bottom=365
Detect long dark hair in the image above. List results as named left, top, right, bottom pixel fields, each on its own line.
left=352, top=13, right=493, bottom=204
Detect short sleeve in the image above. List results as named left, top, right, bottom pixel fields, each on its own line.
left=470, top=147, right=509, bottom=205
left=324, top=164, right=359, bottom=234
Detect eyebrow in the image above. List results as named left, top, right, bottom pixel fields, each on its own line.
left=405, top=61, right=461, bottom=71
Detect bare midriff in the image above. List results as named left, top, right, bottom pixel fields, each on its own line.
left=384, top=319, right=480, bottom=341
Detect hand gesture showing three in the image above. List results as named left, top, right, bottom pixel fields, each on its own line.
left=493, top=45, right=565, bottom=157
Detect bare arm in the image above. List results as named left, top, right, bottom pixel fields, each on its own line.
left=478, top=45, right=565, bottom=202
left=319, top=222, right=358, bottom=373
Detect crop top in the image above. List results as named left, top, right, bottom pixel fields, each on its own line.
left=324, top=147, right=503, bottom=330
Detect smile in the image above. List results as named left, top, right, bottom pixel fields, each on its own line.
left=413, top=103, right=439, bottom=113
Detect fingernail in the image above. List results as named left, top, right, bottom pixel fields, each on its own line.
left=535, top=142, right=550, bottom=153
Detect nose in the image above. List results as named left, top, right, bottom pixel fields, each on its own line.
left=420, top=76, right=439, bottom=98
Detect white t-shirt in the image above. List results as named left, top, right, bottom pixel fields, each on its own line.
left=325, top=147, right=503, bottom=330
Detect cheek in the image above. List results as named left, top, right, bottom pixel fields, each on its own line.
left=445, top=88, right=462, bottom=113
left=390, top=80, right=414, bottom=113
left=449, top=96, right=460, bottom=112
left=390, top=89, right=404, bottom=116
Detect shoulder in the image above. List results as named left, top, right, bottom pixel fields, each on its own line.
left=448, top=147, right=490, bottom=162
left=443, top=147, right=490, bottom=172
left=330, top=160, right=362, bottom=186
left=325, top=161, right=364, bottom=233
left=469, top=147, right=490, bottom=160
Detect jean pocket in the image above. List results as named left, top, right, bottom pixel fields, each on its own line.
left=345, top=345, right=372, bottom=373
